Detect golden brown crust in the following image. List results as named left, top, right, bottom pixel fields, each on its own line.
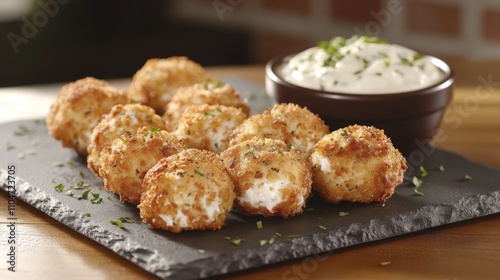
left=229, top=103, right=329, bottom=158
left=127, top=57, right=209, bottom=114
left=220, top=137, right=312, bottom=218
left=87, top=104, right=167, bottom=175
left=175, top=104, right=248, bottom=154
left=98, top=127, right=188, bottom=204
left=46, top=77, right=128, bottom=155
left=310, top=125, right=407, bottom=204
left=138, top=149, right=236, bottom=232
left=162, top=81, right=250, bottom=131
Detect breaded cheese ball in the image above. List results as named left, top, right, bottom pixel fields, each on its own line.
left=229, top=103, right=329, bottom=158
left=128, top=57, right=209, bottom=113
left=310, top=125, right=407, bottom=204
left=87, top=103, right=167, bottom=175
left=175, top=104, right=248, bottom=154
left=98, top=127, right=188, bottom=204
left=46, top=77, right=128, bottom=155
left=163, top=80, right=250, bottom=131
left=220, top=137, right=312, bottom=218
left=138, top=149, right=236, bottom=233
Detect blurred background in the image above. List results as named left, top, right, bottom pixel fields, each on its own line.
left=1, top=0, right=499, bottom=87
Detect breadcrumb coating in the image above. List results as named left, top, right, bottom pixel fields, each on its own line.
left=98, top=127, right=188, bottom=204
left=163, top=80, right=250, bottom=131
left=310, top=125, right=407, bottom=204
left=138, top=149, right=236, bottom=233
left=87, top=104, right=167, bottom=175
left=175, top=104, right=248, bottom=154
left=229, top=103, right=329, bottom=158
left=127, top=57, right=209, bottom=114
left=220, top=137, right=312, bottom=218
left=46, top=77, right=128, bottom=155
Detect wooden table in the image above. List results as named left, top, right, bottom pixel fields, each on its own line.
left=1, top=62, right=499, bottom=279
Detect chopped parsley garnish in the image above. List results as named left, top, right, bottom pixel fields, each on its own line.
left=110, top=220, right=125, bottom=229
left=412, top=176, right=424, bottom=196
left=118, top=217, right=134, bottom=223
left=256, top=220, right=263, bottom=230
left=66, top=161, right=75, bottom=167
left=339, top=211, right=349, bottom=217
left=82, top=213, right=91, bottom=218
left=270, top=167, right=280, bottom=173
left=194, top=169, right=205, bottom=177
left=419, top=166, right=428, bottom=177
left=224, top=236, right=245, bottom=245
left=55, top=183, right=65, bottom=192
left=79, top=190, right=103, bottom=204
left=143, top=127, right=160, bottom=137
left=318, top=35, right=388, bottom=68
left=202, top=80, right=224, bottom=89
left=412, top=176, right=423, bottom=188
left=287, top=234, right=301, bottom=239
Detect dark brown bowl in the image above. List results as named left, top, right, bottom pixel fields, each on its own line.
left=265, top=52, right=454, bottom=155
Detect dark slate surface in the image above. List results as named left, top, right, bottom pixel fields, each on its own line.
left=1, top=79, right=500, bottom=279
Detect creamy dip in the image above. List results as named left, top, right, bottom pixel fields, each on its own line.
left=279, top=35, right=444, bottom=94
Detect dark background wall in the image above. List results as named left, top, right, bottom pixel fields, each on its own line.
left=0, top=1, right=251, bottom=87
left=1, top=0, right=499, bottom=87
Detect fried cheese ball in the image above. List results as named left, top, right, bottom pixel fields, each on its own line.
left=310, top=125, right=407, bottom=204
left=163, top=80, right=250, bottom=131
left=98, top=127, right=188, bottom=204
left=138, top=149, right=236, bottom=233
left=46, top=77, right=128, bottom=155
left=175, top=104, right=248, bottom=154
left=87, top=104, right=167, bottom=175
left=128, top=57, right=209, bottom=113
left=229, top=103, right=329, bottom=158
left=220, top=137, right=312, bottom=218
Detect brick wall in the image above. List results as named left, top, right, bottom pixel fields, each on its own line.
left=168, top=0, right=500, bottom=63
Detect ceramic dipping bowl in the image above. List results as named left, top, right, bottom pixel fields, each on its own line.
left=265, top=52, right=454, bottom=155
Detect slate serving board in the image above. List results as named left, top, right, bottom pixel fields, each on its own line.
left=1, top=79, right=500, bottom=279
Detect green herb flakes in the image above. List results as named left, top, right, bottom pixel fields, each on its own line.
left=464, top=174, right=472, bottom=181
left=419, top=166, right=428, bottom=177
left=55, top=183, right=65, bottom=192
left=110, top=220, right=125, bottom=229
left=224, top=236, right=245, bottom=245
left=82, top=213, right=91, bottom=218
left=194, top=169, right=205, bottom=177
left=287, top=234, right=301, bottom=239
left=256, top=220, right=263, bottom=230
left=339, top=211, right=349, bottom=217
left=118, top=217, right=134, bottom=223
left=412, top=176, right=423, bottom=188
left=412, top=176, right=424, bottom=196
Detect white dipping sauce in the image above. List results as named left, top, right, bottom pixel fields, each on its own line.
left=279, top=36, right=444, bottom=94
